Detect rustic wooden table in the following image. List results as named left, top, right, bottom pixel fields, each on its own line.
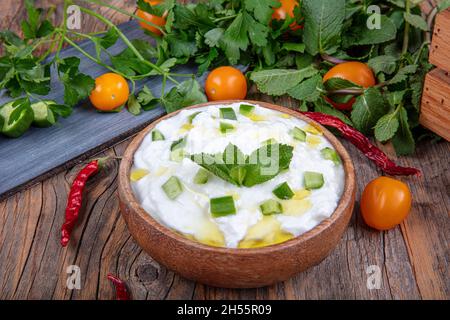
left=0, top=0, right=449, bottom=300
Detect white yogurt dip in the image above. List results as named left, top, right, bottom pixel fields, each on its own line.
left=131, top=103, right=345, bottom=248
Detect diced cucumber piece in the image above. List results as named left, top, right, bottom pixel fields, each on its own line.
left=303, top=171, right=324, bottom=190
left=239, top=104, right=255, bottom=116
left=152, top=130, right=165, bottom=141
left=210, top=196, right=236, bottom=217
left=260, top=199, right=283, bottom=215
left=171, top=137, right=187, bottom=151
left=263, top=138, right=277, bottom=145
left=0, top=101, right=34, bottom=138
left=162, top=176, right=183, bottom=200
left=170, top=149, right=186, bottom=162
left=321, top=147, right=341, bottom=165
left=220, top=122, right=235, bottom=134
left=194, top=168, right=209, bottom=184
left=219, top=107, right=237, bottom=120
left=188, top=111, right=201, bottom=124
left=291, top=127, right=306, bottom=142
left=31, top=100, right=57, bottom=128
left=272, top=182, right=295, bottom=200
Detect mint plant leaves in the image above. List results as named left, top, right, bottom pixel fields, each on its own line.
left=303, top=0, right=345, bottom=56
left=190, top=143, right=294, bottom=188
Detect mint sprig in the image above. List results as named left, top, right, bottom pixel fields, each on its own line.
left=190, top=143, right=293, bottom=187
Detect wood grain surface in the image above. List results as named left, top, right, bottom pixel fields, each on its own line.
left=0, top=0, right=449, bottom=300
left=420, top=68, right=450, bottom=141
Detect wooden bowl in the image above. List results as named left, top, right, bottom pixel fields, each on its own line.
left=118, top=100, right=356, bottom=288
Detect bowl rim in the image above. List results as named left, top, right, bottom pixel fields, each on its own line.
left=119, top=100, right=356, bottom=255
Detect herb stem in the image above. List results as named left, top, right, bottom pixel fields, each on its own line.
left=413, top=41, right=430, bottom=65
left=327, top=88, right=364, bottom=95
left=78, top=6, right=179, bottom=84
left=213, top=14, right=238, bottom=23
left=402, top=0, right=411, bottom=55
left=55, top=0, right=70, bottom=61
left=80, top=0, right=166, bottom=35
left=321, top=53, right=347, bottom=65
left=61, top=35, right=128, bottom=78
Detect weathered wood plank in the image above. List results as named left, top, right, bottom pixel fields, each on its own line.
left=0, top=0, right=449, bottom=301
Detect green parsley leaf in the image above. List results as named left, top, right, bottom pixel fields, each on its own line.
left=127, top=94, right=142, bottom=116
left=244, top=0, right=281, bottom=24
left=137, top=85, right=159, bottom=111
left=162, top=79, right=207, bottom=113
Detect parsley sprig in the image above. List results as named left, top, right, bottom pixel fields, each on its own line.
left=0, top=0, right=207, bottom=136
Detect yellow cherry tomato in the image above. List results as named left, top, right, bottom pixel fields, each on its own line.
left=361, top=177, right=412, bottom=231
left=205, top=66, right=248, bottom=101
left=137, top=0, right=166, bottom=36
left=271, top=0, right=303, bottom=31
left=323, top=61, right=376, bottom=110
left=89, top=73, right=129, bottom=111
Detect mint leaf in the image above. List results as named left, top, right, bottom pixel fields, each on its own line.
left=388, top=64, right=418, bottom=85
left=345, top=15, right=397, bottom=46
left=314, top=98, right=353, bottom=126
left=392, top=107, right=415, bottom=155
left=287, top=74, right=323, bottom=102
left=324, top=78, right=361, bottom=91
left=351, top=87, right=387, bottom=134
left=250, top=66, right=318, bottom=96
left=303, top=0, right=345, bottom=55
left=404, top=12, right=429, bottom=31
left=190, top=143, right=293, bottom=187
left=368, top=55, right=398, bottom=75
left=190, top=152, right=238, bottom=185
left=243, top=143, right=293, bottom=187
left=282, top=43, right=306, bottom=53
left=374, top=112, right=399, bottom=142
left=386, top=90, right=406, bottom=107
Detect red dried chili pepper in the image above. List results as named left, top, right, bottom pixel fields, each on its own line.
left=300, top=112, right=421, bottom=177
left=60, top=157, right=108, bottom=247
left=107, top=274, right=130, bottom=300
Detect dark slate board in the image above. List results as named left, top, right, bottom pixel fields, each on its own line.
left=0, top=21, right=207, bottom=200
